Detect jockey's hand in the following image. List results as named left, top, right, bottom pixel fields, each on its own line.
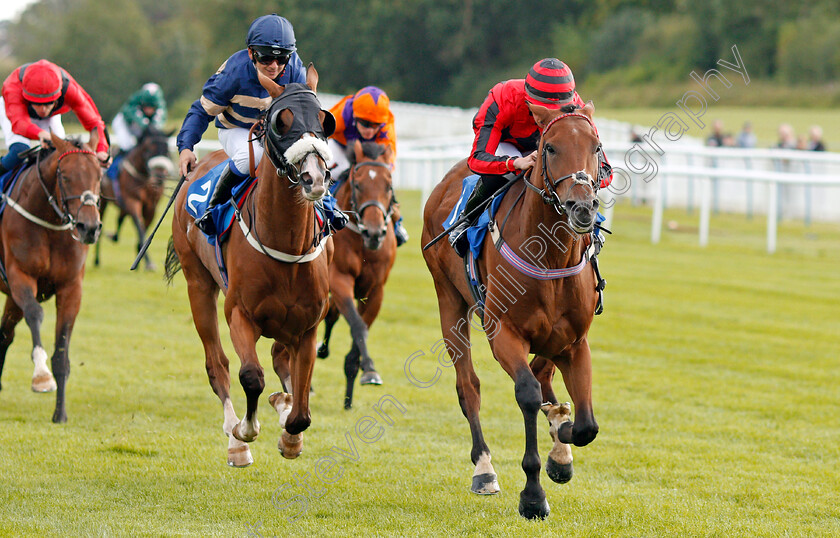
left=513, top=151, right=537, bottom=171
left=96, top=151, right=111, bottom=166
left=179, top=149, right=197, bottom=177
left=37, top=131, right=52, bottom=148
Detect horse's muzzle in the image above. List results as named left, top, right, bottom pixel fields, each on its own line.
left=361, top=225, right=387, bottom=251
left=76, top=221, right=102, bottom=244
left=565, top=198, right=599, bottom=234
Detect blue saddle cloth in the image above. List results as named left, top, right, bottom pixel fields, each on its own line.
left=0, top=164, right=29, bottom=217
left=105, top=154, right=124, bottom=204
left=443, top=175, right=506, bottom=259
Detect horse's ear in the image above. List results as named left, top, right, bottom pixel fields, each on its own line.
left=582, top=101, right=595, bottom=119
left=51, top=132, right=67, bottom=151
left=306, top=62, right=319, bottom=93
left=527, top=102, right=553, bottom=130
left=257, top=69, right=284, bottom=99
left=353, top=139, right=364, bottom=164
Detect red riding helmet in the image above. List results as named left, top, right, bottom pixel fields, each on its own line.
left=524, top=58, right=576, bottom=110
left=352, top=87, right=390, bottom=125
left=21, top=60, right=63, bottom=104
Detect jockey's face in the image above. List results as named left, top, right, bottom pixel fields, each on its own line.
left=31, top=101, right=57, bottom=118
left=141, top=105, right=156, bottom=118
left=355, top=118, right=383, bottom=140
left=248, top=48, right=287, bottom=81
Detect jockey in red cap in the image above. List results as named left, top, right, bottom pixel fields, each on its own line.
left=0, top=59, right=109, bottom=183
left=448, top=58, right=612, bottom=257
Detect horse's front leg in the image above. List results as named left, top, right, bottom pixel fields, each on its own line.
left=555, top=338, right=599, bottom=447
left=227, top=306, right=264, bottom=444
left=7, top=268, right=56, bottom=395
left=51, top=279, right=84, bottom=423
left=490, top=323, right=549, bottom=519
left=127, top=200, right=154, bottom=271
left=274, top=327, right=318, bottom=459
left=0, top=297, right=25, bottom=392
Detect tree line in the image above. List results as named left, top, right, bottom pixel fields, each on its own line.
left=3, top=0, right=839, bottom=121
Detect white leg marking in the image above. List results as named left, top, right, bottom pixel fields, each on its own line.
left=544, top=402, right=574, bottom=465
left=269, top=392, right=293, bottom=427
left=222, top=398, right=239, bottom=437
left=473, top=452, right=495, bottom=476
left=32, top=346, right=51, bottom=377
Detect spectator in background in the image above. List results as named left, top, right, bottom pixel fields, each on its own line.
left=796, top=135, right=809, bottom=151
left=721, top=133, right=736, bottom=147
left=630, top=128, right=643, bottom=143
left=808, top=125, right=826, bottom=151
left=736, top=121, right=756, bottom=148
left=705, top=119, right=726, bottom=147
left=776, top=123, right=796, bottom=149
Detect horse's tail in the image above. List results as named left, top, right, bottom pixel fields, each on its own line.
left=163, top=236, right=181, bottom=284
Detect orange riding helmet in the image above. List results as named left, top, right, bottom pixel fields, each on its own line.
left=21, top=60, right=63, bottom=103
left=351, top=86, right=390, bottom=125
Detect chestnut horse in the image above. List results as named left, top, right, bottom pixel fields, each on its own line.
left=0, top=135, right=102, bottom=422
left=165, top=65, right=335, bottom=467
left=421, top=103, right=602, bottom=519
left=95, top=125, right=175, bottom=270
left=316, top=140, right=398, bottom=409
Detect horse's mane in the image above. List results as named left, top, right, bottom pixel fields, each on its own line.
left=346, top=141, right=386, bottom=165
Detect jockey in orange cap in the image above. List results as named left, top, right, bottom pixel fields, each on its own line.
left=328, top=86, right=408, bottom=245
left=0, top=59, right=109, bottom=185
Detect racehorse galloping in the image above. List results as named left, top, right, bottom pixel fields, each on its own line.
left=421, top=103, right=602, bottom=519
left=96, top=125, right=175, bottom=270
left=165, top=65, right=335, bottom=467
left=0, top=135, right=102, bottom=423
left=315, top=140, right=398, bottom=409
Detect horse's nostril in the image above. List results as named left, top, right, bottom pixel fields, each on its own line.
left=592, top=199, right=600, bottom=210
left=564, top=200, right=576, bottom=212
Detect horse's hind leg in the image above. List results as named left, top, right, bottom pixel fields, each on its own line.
left=7, top=270, right=56, bottom=394
left=274, top=327, right=318, bottom=459
left=316, top=301, right=339, bottom=359
left=270, top=341, right=292, bottom=392
left=126, top=200, right=154, bottom=271
left=431, top=275, right=499, bottom=495
left=50, top=280, right=83, bottom=423
left=179, top=244, right=250, bottom=466
left=356, top=285, right=385, bottom=386
left=226, top=305, right=264, bottom=444
left=0, top=297, right=24, bottom=392
left=532, top=355, right=573, bottom=484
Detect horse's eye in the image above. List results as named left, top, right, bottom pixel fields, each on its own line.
left=545, top=144, right=556, bottom=155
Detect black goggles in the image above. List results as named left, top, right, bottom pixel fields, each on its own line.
left=253, top=50, right=291, bottom=66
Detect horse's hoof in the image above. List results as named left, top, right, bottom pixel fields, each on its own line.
left=278, top=430, right=303, bottom=459
left=227, top=445, right=253, bottom=467
left=108, top=233, right=118, bottom=243
left=518, top=494, right=550, bottom=520
left=31, top=374, right=57, bottom=393
left=546, top=457, right=573, bottom=484
left=470, top=473, right=500, bottom=495
left=359, top=370, right=383, bottom=385
left=231, top=421, right=259, bottom=443
left=316, top=343, right=329, bottom=359
left=145, top=263, right=157, bottom=272
left=51, top=411, right=67, bottom=424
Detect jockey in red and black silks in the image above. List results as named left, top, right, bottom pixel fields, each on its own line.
left=0, top=59, right=109, bottom=183
left=449, top=58, right=612, bottom=257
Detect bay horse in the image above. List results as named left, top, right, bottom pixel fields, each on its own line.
left=316, top=140, right=398, bottom=409
left=421, top=103, right=602, bottom=519
left=0, top=134, right=102, bottom=423
left=164, top=65, right=335, bottom=467
left=95, top=125, right=175, bottom=270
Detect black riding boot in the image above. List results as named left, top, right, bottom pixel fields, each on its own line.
left=195, top=164, right=241, bottom=235
left=448, top=174, right=508, bottom=257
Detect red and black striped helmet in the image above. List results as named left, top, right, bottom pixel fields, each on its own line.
left=524, top=58, right=575, bottom=110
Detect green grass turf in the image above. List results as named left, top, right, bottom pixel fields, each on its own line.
left=0, top=191, right=838, bottom=536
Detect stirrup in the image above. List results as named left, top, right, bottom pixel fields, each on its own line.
left=448, top=220, right=470, bottom=257
left=395, top=222, right=409, bottom=246
left=195, top=210, right=217, bottom=235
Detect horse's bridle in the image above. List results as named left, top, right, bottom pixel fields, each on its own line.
left=523, top=112, right=600, bottom=216
left=34, top=148, right=100, bottom=230
left=346, top=160, right=395, bottom=233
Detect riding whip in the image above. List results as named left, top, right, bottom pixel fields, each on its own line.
left=130, top=174, right=186, bottom=270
